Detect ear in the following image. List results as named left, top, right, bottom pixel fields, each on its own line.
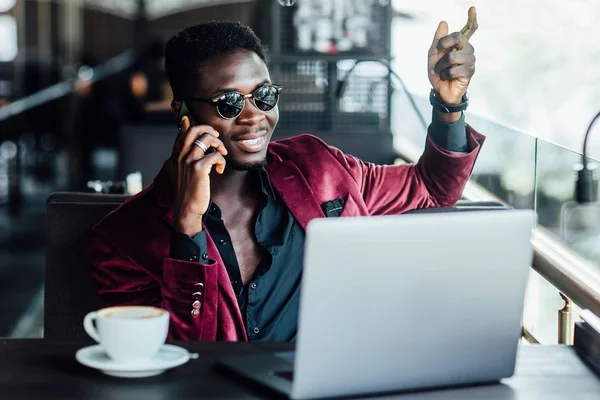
left=171, top=100, right=182, bottom=116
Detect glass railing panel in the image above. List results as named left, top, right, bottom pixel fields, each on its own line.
left=391, top=92, right=537, bottom=209
left=535, top=139, right=600, bottom=270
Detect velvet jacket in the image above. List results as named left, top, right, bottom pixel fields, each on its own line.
left=88, top=129, right=485, bottom=341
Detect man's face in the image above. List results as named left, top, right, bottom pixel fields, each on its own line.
left=185, top=50, right=279, bottom=171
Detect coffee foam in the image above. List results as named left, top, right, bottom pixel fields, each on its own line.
left=101, top=306, right=165, bottom=319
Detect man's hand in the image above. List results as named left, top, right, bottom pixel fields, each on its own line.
left=428, top=6, right=478, bottom=122
left=170, top=116, right=228, bottom=237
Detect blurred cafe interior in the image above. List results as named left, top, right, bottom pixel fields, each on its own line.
left=1, top=0, right=600, bottom=398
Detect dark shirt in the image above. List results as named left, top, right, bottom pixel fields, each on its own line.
left=169, top=112, right=468, bottom=341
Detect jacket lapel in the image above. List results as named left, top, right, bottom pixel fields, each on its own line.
left=266, top=160, right=325, bottom=231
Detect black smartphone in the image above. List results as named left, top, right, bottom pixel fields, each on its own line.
left=179, top=102, right=217, bottom=154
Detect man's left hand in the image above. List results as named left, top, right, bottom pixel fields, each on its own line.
left=428, top=7, right=478, bottom=106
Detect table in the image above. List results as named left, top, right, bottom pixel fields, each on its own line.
left=0, top=340, right=599, bottom=399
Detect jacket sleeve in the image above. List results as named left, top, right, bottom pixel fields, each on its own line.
left=324, top=126, right=485, bottom=214
left=88, top=227, right=225, bottom=341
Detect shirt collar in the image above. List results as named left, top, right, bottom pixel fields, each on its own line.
left=257, top=166, right=277, bottom=200
left=203, top=167, right=276, bottom=221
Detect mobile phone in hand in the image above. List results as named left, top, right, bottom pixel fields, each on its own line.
left=180, top=102, right=216, bottom=154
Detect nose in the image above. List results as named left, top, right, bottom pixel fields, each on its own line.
left=236, top=97, right=265, bottom=126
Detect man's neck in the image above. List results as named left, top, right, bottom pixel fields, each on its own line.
left=210, top=168, right=258, bottom=204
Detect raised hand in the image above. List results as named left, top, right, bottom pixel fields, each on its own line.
left=428, top=6, right=478, bottom=106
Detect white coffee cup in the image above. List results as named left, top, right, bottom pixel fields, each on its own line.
left=83, top=306, right=169, bottom=363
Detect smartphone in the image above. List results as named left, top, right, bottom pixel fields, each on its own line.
left=180, top=101, right=216, bottom=154
left=179, top=101, right=191, bottom=120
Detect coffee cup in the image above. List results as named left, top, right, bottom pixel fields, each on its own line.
left=83, top=306, right=169, bottom=363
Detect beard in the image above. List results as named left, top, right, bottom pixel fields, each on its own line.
left=227, top=157, right=267, bottom=171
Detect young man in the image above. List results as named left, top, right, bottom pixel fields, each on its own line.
left=89, top=14, right=484, bottom=341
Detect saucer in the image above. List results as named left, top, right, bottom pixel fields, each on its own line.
left=75, top=344, right=192, bottom=378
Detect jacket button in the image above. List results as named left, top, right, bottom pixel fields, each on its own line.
left=201, top=253, right=208, bottom=260
left=194, top=282, right=204, bottom=289
left=219, top=239, right=227, bottom=246
left=189, top=255, right=197, bottom=261
left=191, top=308, right=200, bottom=318
left=253, top=327, right=260, bottom=334
left=250, top=282, right=257, bottom=290
left=192, top=300, right=201, bottom=309
left=193, top=291, right=202, bottom=298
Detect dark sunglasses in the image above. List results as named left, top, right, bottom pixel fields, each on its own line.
left=189, top=84, right=283, bottom=120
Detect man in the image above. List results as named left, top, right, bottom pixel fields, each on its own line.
left=89, top=11, right=483, bottom=342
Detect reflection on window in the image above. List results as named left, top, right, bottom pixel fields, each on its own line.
left=0, top=15, right=17, bottom=62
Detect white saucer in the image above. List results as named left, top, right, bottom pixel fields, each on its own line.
left=75, top=344, right=192, bottom=378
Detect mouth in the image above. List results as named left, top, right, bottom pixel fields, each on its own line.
left=232, top=131, right=268, bottom=153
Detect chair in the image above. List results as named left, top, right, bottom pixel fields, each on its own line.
left=43, top=192, right=507, bottom=340
left=44, top=192, right=128, bottom=339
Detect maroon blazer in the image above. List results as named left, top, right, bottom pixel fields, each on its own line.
left=89, top=129, right=485, bottom=341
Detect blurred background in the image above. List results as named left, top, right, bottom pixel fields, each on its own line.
left=1, top=0, right=600, bottom=344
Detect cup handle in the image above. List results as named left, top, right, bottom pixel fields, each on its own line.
left=83, top=311, right=101, bottom=343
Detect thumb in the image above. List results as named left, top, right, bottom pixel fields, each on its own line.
left=430, top=21, right=449, bottom=50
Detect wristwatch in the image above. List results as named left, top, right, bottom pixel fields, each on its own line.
left=429, top=88, right=469, bottom=113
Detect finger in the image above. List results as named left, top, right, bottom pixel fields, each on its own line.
left=194, top=152, right=227, bottom=175
left=460, top=6, right=478, bottom=40
left=429, top=21, right=449, bottom=52
left=437, top=32, right=469, bottom=52
left=184, top=134, right=227, bottom=164
left=439, top=64, right=475, bottom=81
left=179, top=125, right=221, bottom=163
left=434, top=52, right=475, bottom=74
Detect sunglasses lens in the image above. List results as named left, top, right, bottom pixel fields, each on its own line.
left=253, top=85, right=279, bottom=112
left=217, top=92, right=244, bottom=118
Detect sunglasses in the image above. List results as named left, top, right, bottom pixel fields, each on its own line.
left=189, top=84, right=283, bottom=120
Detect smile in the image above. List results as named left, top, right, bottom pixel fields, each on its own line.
left=233, top=135, right=266, bottom=153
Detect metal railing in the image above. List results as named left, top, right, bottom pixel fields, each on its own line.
left=0, top=50, right=135, bottom=122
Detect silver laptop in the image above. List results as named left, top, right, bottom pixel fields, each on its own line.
left=217, top=210, right=537, bottom=399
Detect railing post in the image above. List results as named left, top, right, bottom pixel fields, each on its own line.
left=558, top=293, right=576, bottom=345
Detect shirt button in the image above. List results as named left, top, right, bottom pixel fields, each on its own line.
left=192, top=300, right=201, bottom=309
left=189, top=255, right=197, bottom=261
left=253, top=327, right=260, bottom=334
left=219, top=239, right=227, bottom=246
left=210, top=206, right=216, bottom=213
left=250, top=282, right=257, bottom=290
left=201, top=253, right=208, bottom=260
left=193, top=291, right=202, bottom=298
left=194, top=282, right=204, bottom=289
left=191, top=308, right=200, bottom=318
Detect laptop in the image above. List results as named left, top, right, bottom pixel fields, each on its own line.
left=216, top=210, right=537, bottom=399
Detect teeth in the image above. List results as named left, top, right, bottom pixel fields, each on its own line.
left=241, top=138, right=261, bottom=145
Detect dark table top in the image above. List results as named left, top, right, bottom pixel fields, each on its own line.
left=0, top=340, right=599, bottom=400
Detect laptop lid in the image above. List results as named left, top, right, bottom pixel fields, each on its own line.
left=291, top=210, right=536, bottom=399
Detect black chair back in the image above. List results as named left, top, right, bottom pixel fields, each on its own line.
left=44, top=192, right=128, bottom=339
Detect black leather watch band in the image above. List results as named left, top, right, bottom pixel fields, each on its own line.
left=429, top=89, right=469, bottom=113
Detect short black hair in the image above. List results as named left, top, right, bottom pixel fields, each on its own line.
left=165, top=21, right=267, bottom=100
